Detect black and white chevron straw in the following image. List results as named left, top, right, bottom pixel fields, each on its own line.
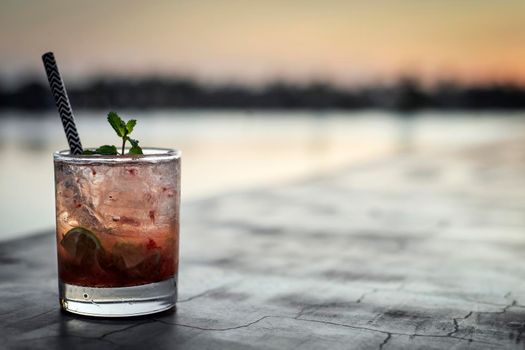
left=42, top=52, right=83, bottom=155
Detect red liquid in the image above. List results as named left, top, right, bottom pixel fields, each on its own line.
left=55, top=159, right=180, bottom=288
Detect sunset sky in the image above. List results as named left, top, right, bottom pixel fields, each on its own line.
left=1, top=0, right=525, bottom=86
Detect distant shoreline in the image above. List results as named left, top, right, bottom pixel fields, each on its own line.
left=3, top=77, right=525, bottom=111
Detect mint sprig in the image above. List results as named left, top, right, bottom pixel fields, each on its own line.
left=82, top=112, right=143, bottom=155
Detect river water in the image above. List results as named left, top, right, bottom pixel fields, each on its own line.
left=1, top=110, right=525, bottom=241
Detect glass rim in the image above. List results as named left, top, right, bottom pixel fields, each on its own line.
left=54, top=147, right=181, bottom=164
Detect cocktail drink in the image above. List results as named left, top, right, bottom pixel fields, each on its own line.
left=54, top=148, right=180, bottom=317
left=41, top=55, right=177, bottom=317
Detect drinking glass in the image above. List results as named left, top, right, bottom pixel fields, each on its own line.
left=54, top=148, right=180, bottom=317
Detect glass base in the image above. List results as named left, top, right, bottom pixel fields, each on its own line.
left=59, top=276, right=177, bottom=317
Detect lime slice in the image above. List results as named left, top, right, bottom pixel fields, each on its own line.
left=60, top=227, right=102, bottom=266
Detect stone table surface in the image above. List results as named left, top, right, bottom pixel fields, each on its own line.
left=3, top=139, right=525, bottom=349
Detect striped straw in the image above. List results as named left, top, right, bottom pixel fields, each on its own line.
left=42, top=52, right=83, bottom=155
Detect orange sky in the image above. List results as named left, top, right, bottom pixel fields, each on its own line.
left=1, top=0, right=525, bottom=85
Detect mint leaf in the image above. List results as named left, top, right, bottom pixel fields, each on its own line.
left=107, top=112, right=127, bottom=138
left=128, top=138, right=143, bottom=155
left=96, top=145, right=118, bottom=155
left=81, top=145, right=118, bottom=155
left=103, top=112, right=143, bottom=155
left=126, top=119, right=137, bottom=134
left=129, top=146, right=143, bottom=155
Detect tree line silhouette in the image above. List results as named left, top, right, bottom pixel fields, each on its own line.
left=1, top=76, right=525, bottom=112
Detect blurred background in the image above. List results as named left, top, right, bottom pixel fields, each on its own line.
left=1, top=0, right=525, bottom=240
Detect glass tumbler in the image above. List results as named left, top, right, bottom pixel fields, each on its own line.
left=54, top=148, right=180, bottom=317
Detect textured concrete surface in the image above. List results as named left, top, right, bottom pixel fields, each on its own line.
left=2, top=139, right=525, bottom=349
